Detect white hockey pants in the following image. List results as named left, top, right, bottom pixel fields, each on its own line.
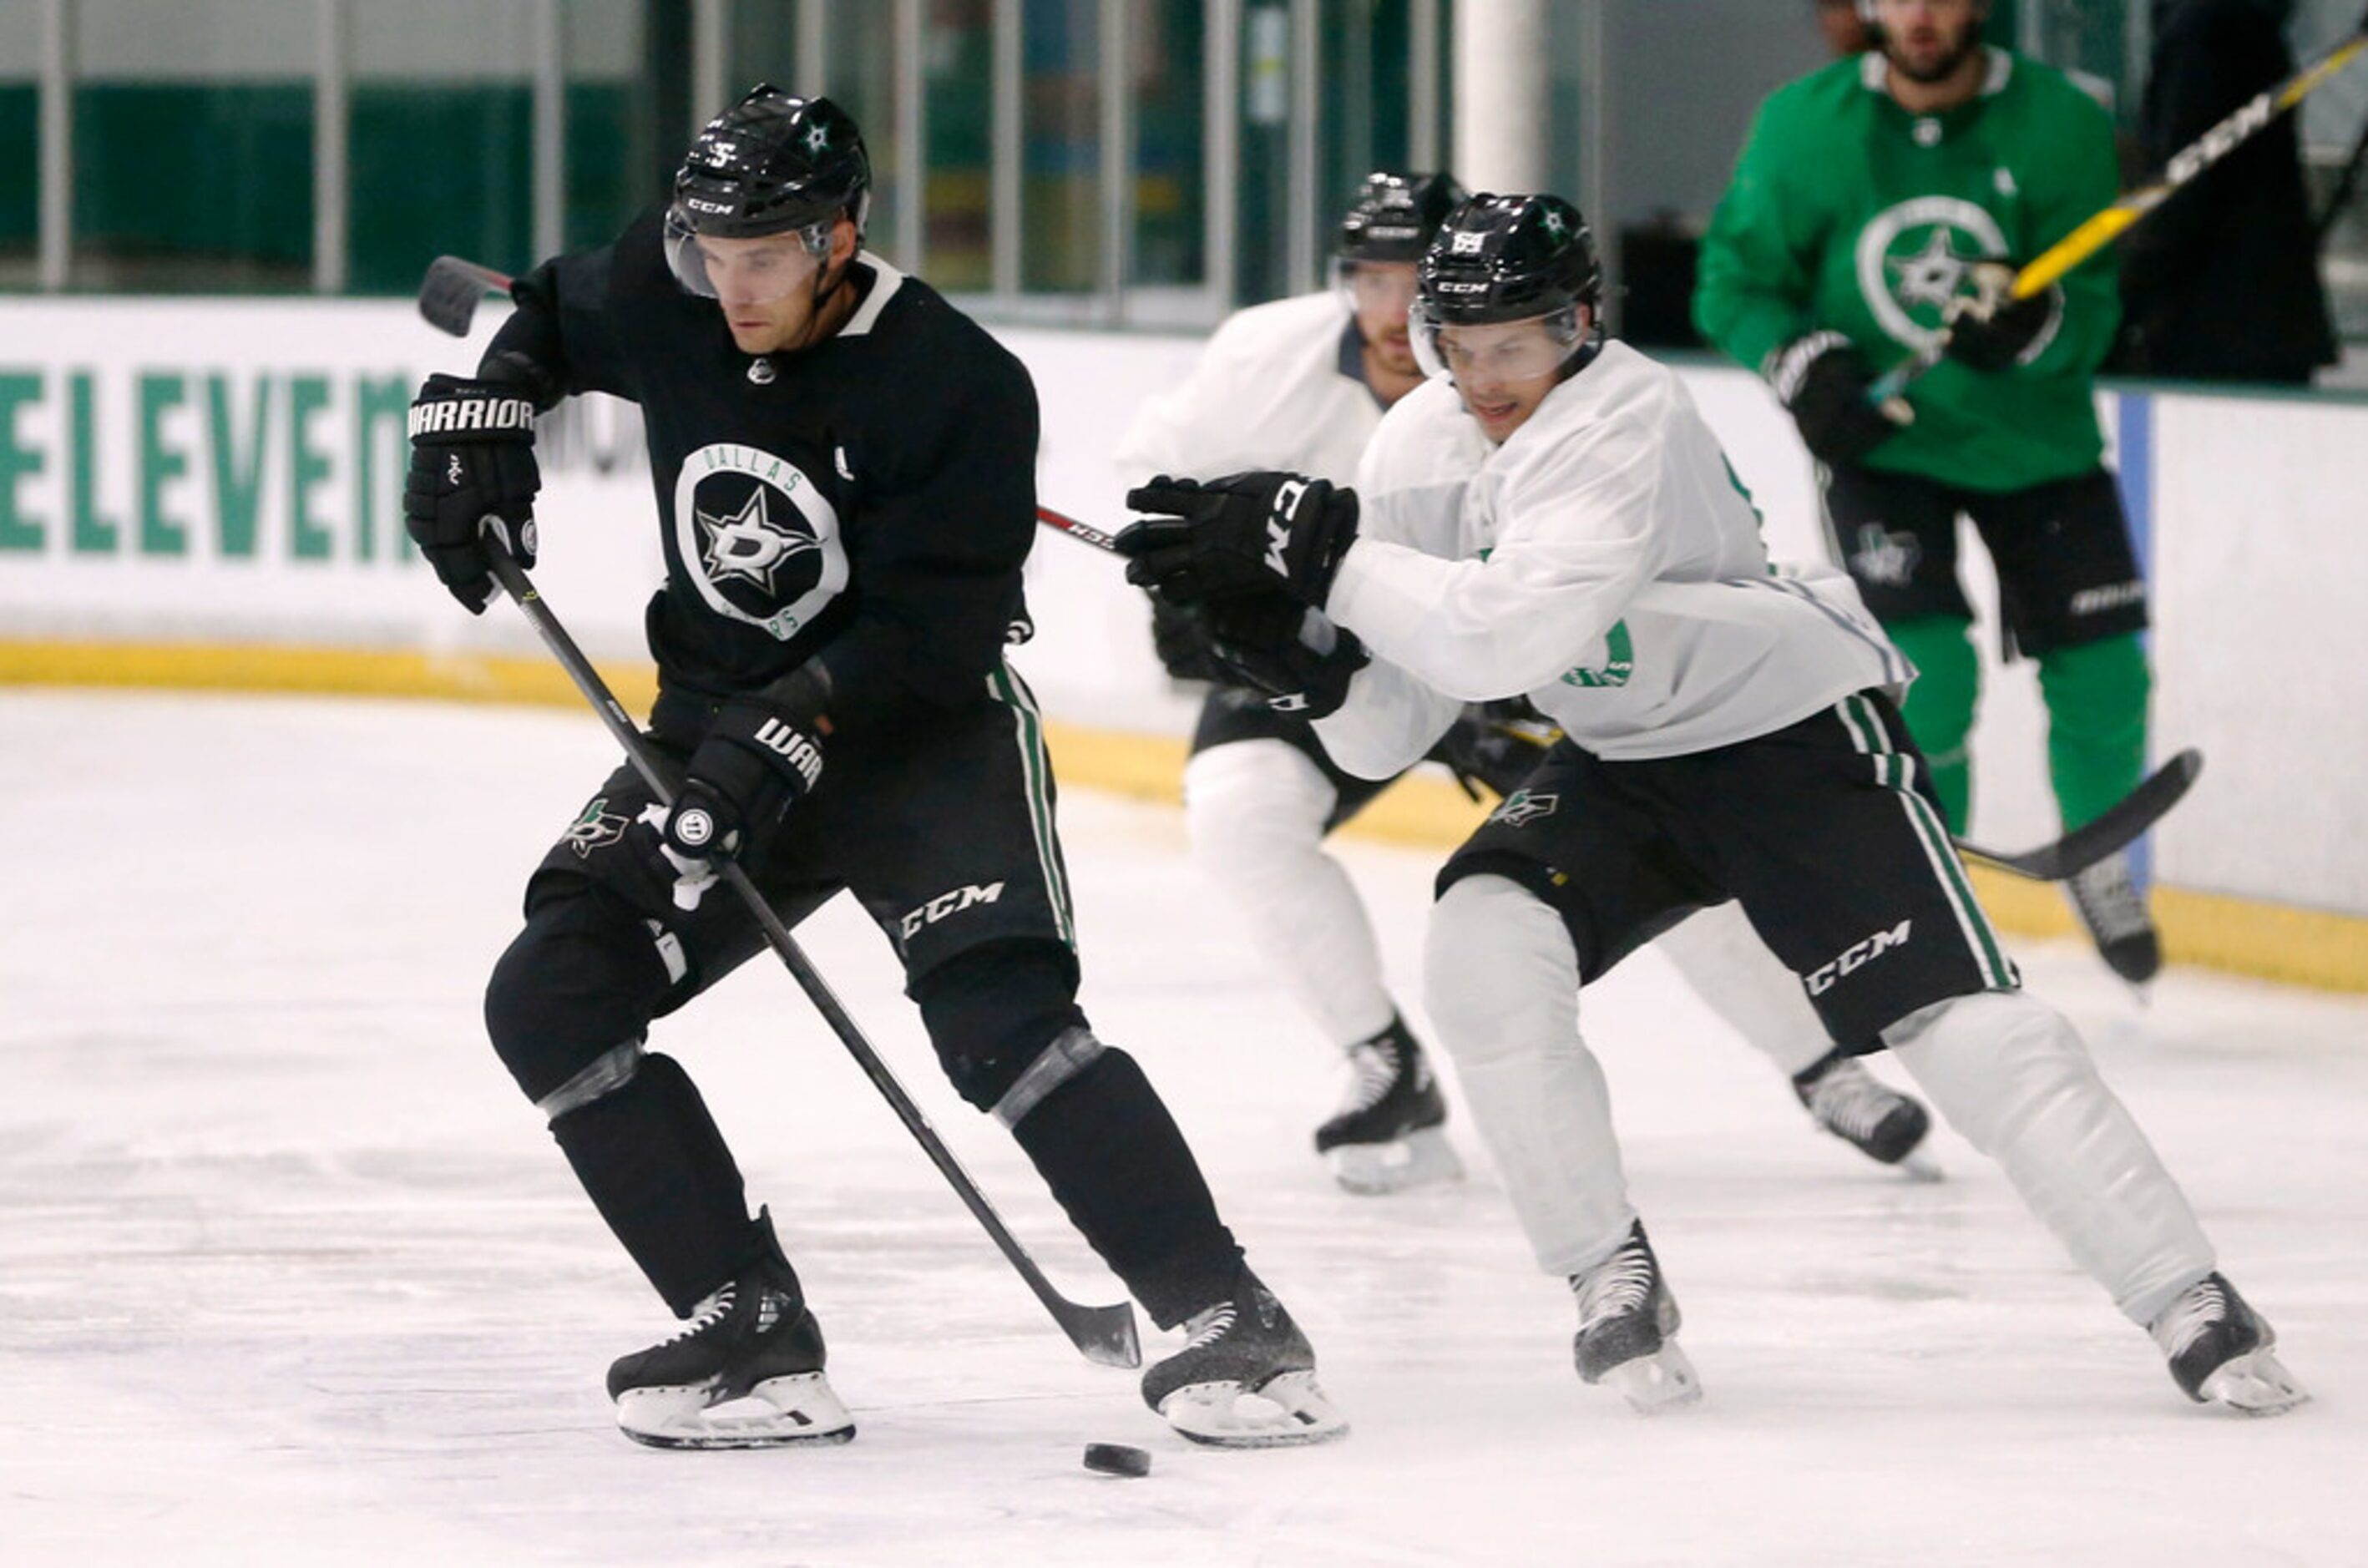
left=1183, top=738, right=1399, bottom=1049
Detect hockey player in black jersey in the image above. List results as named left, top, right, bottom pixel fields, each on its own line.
left=403, top=85, right=1342, bottom=1451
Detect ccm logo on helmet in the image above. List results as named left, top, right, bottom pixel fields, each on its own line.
left=1805, top=919, right=1913, bottom=996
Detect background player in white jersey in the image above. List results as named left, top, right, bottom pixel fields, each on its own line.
left=1122, top=176, right=1939, bottom=1191
left=1116, top=171, right=1473, bottom=1194
left=1116, top=194, right=2303, bottom=1419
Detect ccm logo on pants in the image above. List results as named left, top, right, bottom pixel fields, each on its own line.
left=900, top=882, right=1006, bottom=939
left=1806, top=918, right=1912, bottom=995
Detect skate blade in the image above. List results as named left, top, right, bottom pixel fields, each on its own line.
left=1159, top=1370, right=1350, bottom=1448
left=1600, top=1343, right=1703, bottom=1416
left=1329, top=1125, right=1464, bottom=1196
left=2198, top=1349, right=2310, bottom=1417
left=617, top=1370, right=857, bottom=1449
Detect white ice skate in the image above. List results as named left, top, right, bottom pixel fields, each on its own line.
left=1571, top=1222, right=1703, bottom=1415
left=2150, top=1272, right=2309, bottom=1418
left=1317, top=1019, right=1465, bottom=1196
left=606, top=1215, right=857, bottom=1449
left=1143, top=1268, right=1349, bottom=1448
left=1794, top=1055, right=1942, bottom=1181
left=615, top=1369, right=856, bottom=1449
left=2065, top=850, right=2163, bottom=993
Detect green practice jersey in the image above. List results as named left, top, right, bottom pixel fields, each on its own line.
left=1695, top=49, right=2120, bottom=493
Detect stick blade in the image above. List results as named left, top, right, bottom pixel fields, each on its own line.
left=1958, top=747, right=2203, bottom=882
left=418, top=255, right=503, bottom=336
left=1055, top=1297, right=1143, bottom=1368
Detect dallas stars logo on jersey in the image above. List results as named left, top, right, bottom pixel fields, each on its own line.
left=696, top=487, right=822, bottom=594
left=671, top=443, right=850, bottom=642
left=1854, top=195, right=2008, bottom=351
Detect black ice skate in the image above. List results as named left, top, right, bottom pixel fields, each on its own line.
left=2148, top=1272, right=2308, bottom=1417
left=1570, top=1221, right=1701, bottom=1414
left=605, top=1211, right=854, bottom=1448
left=2064, top=849, right=2163, bottom=987
left=1141, top=1267, right=1348, bottom=1448
left=1794, top=1053, right=1940, bottom=1180
left=1313, top=1017, right=1464, bottom=1196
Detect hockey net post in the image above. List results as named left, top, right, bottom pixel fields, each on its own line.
left=483, top=541, right=1143, bottom=1371
left=1037, top=505, right=2200, bottom=884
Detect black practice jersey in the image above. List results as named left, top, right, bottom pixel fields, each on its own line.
left=483, top=209, right=1040, bottom=734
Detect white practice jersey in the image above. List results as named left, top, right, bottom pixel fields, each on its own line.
left=1114, top=291, right=1383, bottom=487
left=1316, top=341, right=1910, bottom=776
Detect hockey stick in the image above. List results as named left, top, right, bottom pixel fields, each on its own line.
left=1951, top=747, right=2202, bottom=882
left=418, top=255, right=516, bottom=336
left=1037, top=504, right=2200, bottom=883
left=2313, top=94, right=2368, bottom=248
left=1866, top=15, right=2368, bottom=404
left=482, top=543, right=1142, bottom=1370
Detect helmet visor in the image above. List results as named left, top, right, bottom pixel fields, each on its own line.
left=1330, top=258, right=1419, bottom=318
left=1410, top=300, right=1586, bottom=387
left=665, top=206, right=832, bottom=304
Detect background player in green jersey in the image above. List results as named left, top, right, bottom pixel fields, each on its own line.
left=1695, top=0, right=2163, bottom=985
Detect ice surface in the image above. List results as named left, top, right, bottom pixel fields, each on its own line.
left=3, top=690, right=2361, bottom=1567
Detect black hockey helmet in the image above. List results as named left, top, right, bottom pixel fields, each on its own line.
left=670, top=85, right=872, bottom=240
left=1410, top=194, right=1603, bottom=383
left=1335, top=170, right=1469, bottom=266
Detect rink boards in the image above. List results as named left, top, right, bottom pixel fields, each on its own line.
left=0, top=296, right=2360, bottom=989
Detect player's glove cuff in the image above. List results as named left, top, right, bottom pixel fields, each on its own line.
left=1198, top=594, right=1369, bottom=719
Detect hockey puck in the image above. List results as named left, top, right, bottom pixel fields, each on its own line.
left=1082, top=1442, right=1151, bottom=1477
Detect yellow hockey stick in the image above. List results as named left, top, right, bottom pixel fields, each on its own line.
left=1869, top=18, right=2368, bottom=402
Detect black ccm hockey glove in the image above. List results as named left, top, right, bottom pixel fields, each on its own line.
left=404, top=373, right=541, bottom=613
left=1146, top=589, right=1227, bottom=683
left=1942, top=261, right=2062, bottom=374
left=1766, top=331, right=1912, bottom=468
left=1191, top=591, right=1370, bottom=718
left=602, top=666, right=832, bottom=919
left=1116, top=472, right=1360, bottom=607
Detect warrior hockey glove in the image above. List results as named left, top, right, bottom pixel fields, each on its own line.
left=1116, top=472, right=1361, bottom=607
left=1767, top=332, right=1912, bottom=468
left=405, top=372, right=542, bottom=613
left=1195, top=592, right=1370, bottom=718
left=615, top=666, right=832, bottom=917
left=1942, top=261, right=2062, bottom=373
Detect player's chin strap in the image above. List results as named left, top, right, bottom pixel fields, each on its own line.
left=478, top=534, right=1141, bottom=1373
left=1028, top=501, right=2203, bottom=884
left=789, top=218, right=863, bottom=353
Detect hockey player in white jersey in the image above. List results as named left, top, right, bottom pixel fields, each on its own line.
left=1116, top=171, right=1471, bottom=1195
left=1120, top=175, right=1936, bottom=1193
left=1116, top=194, right=2304, bottom=1419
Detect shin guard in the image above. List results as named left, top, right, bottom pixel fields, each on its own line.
left=548, top=1051, right=762, bottom=1315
